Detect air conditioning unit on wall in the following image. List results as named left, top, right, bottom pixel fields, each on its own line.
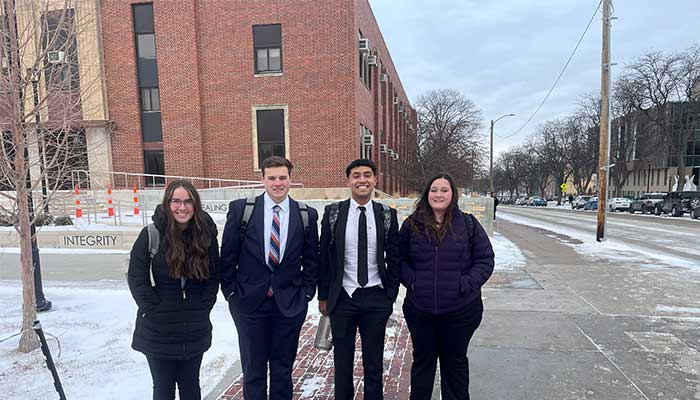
left=379, top=144, right=388, bottom=153
left=393, top=96, right=399, bottom=105
left=380, top=73, right=388, bottom=82
left=48, top=50, right=65, bottom=64
left=392, top=152, right=399, bottom=161
left=359, top=38, right=370, bottom=53
left=361, top=134, right=374, bottom=146
left=367, top=55, right=378, bottom=65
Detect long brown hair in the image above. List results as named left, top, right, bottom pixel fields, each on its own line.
left=161, top=180, right=211, bottom=280
left=410, top=173, right=460, bottom=243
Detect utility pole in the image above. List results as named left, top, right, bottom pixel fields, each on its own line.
left=489, top=120, right=494, bottom=193
left=596, top=0, right=612, bottom=242
left=489, top=113, right=515, bottom=194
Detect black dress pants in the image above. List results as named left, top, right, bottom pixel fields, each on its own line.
left=403, top=297, right=483, bottom=400
left=230, top=296, right=307, bottom=400
left=330, top=286, right=393, bottom=400
left=145, top=353, right=204, bottom=400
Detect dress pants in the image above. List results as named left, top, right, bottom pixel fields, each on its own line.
left=330, top=286, right=393, bottom=400
left=403, top=297, right=483, bottom=400
left=230, top=296, right=307, bottom=399
left=145, top=353, right=203, bottom=400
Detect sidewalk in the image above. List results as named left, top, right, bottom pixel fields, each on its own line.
left=216, top=216, right=700, bottom=399
left=219, top=314, right=413, bottom=399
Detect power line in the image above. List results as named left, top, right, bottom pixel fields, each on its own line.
left=498, top=0, right=603, bottom=139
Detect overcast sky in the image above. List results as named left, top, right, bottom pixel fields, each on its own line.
left=369, top=0, right=700, bottom=156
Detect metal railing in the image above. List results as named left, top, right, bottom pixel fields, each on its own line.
left=70, top=170, right=291, bottom=191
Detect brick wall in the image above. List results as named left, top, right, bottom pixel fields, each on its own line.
left=101, top=0, right=414, bottom=191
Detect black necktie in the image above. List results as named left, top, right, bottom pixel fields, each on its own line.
left=357, top=206, right=368, bottom=287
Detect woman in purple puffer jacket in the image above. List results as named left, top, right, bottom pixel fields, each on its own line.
left=399, top=173, right=495, bottom=400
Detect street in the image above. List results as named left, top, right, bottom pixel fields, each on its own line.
left=499, top=205, right=699, bottom=265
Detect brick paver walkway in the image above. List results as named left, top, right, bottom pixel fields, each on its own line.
left=219, top=313, right=414, bottom=399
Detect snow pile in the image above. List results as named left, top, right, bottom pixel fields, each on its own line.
left=0, top=281, right=238, bottom=400
left=491, top=232, right=526, bottom=270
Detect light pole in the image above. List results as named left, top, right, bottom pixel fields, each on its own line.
left=489, top=113, right=515, bottom=193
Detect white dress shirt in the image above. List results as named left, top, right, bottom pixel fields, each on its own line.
left=263, top=192, right=290, bottom=264
left=343, top=199, right=382, bottom=297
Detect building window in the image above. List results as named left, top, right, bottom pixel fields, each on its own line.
left=253, top=24, right=282, bottom=74
left=136, top=34, right=156, bottom=59
left=358, top=32, right=371, bottom=89
left=141, top=88, right=160, bottom=112
left=360, top=125, right=373, bottom=159
left=144, top=150, right=165, bottom=185
left=253, top=107, right=287, bottom=169
left=42, top=9, right=80, bottom=90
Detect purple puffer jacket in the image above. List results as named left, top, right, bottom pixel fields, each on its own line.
left=399, top=208, right=495, bottom=314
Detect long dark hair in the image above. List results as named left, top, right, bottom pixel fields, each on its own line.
left=161, top=180, right=211, bottom=280
left=410, top=173, right=460, bottom=243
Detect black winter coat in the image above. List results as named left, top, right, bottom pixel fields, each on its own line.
left=399, top=207, right=495, bottom=314
left=127, top=206, right=220, bottom=360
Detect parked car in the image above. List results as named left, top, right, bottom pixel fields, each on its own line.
left=572, top=195, right=592, bottom=209
left=608, top=197, right=632, bottom=212
left=529, top=197, right=547, bottom=207
left=654, top=191, right=700, bottom=217
left=629, top=192, right=666, bottom=214
left=583, top=197, right=598, bottom=210
left=515, top=197, right=529, bottom=206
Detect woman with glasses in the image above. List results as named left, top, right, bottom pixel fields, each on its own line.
left=127, top=179, right=220, bottom=400
left=399, top=174, right=494, bottom=400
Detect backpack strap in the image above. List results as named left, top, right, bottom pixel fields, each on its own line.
left=381, top=203, right=391, bottom=242
left=240, top=196, right=256, bottom=235
left=146, top=223, right=159, bottom=287
left=297, top=201, right=310, bottom=232
left=463, top=213, right=476, bottom=252
left=328, top=202, right=341, bottom=244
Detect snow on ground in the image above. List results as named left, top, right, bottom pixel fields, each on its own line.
left=0, top=280, right=238, bottom=400
left=498, top=211, right=699, bottom=270
left=491, top=233, right=526, bottom=270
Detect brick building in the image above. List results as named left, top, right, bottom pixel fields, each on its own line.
left=100, top=0, right=417, bottom=195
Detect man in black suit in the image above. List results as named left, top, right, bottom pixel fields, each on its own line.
left=221, top=156, right=319, bottom=399
left=318, top=159, right=400, bottom=400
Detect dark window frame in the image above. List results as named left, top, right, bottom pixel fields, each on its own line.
left=253, top=24, right=283, bottom=74
left=255, top=108, right=286, bottom=169
left=140, top=87, right=160, bottom=112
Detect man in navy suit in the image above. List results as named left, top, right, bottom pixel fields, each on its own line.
left=221, top=156, right=319, bottom=399
left=318, top=159, right=400, bottom=400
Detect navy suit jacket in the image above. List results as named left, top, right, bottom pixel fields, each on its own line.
left=220, top=194, right=320, bottom=318
left=318, top=199, right=401, bottom=314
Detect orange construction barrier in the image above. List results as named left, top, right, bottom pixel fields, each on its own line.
left=74, top=186, right=82, bottom=218
left=107, top=185, right=114, bottom=217
left=133, top=185, right=140, bottom=215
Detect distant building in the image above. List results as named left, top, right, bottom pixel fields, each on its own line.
left=611, top=102, right=700, bottom=197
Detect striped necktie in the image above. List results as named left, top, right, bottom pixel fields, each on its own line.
left=267, top=205, right=281, bottom=297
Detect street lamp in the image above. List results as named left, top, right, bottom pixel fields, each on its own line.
left=489, top=113, right=515, bottom=194
left=28, top=68, right=52, bottom=312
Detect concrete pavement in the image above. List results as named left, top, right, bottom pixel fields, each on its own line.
left=215, top=216, right=700, bottom=399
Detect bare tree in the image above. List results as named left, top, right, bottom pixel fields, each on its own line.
left=415, top=89, right=485, bottom=188
left=1, top=0, right=104, bottom=352
left=568, top=94, right=601, bottom=194
left=494, top=149, right=530, bottom=199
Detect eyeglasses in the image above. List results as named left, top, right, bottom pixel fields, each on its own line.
left=170, top=199, right=194, bottom=208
